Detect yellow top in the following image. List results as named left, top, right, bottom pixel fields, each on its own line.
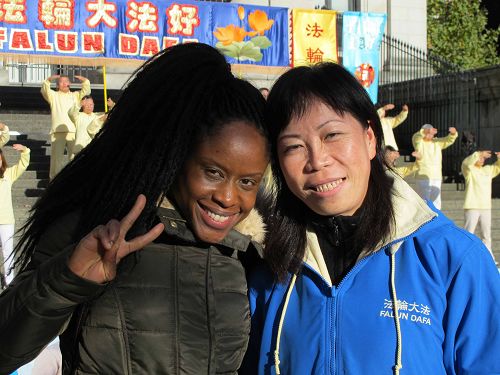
left=394, top=163, right=418, bottom=178
left=412, top=130, right=458, bottom=180
left=41, top=79, right=91, bottom=134
left=87, top=115, right=106, bottom=139
left=379, top=110, right=408, bottom=150
left=0, top=125, right=9, bottom=148
left=462, top=152, right=500, bottom=209
left=68, top=105, right=100, bottom=156
left=0, top=148, right=30, bottom=224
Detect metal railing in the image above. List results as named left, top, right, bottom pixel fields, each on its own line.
left=6, top=64, right=103, bottom=86
left=379, top=35, right=463, bottom=85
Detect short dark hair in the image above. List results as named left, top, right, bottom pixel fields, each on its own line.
left=14, top=43, right=268, bottom=271
left=82, top=95, right=93, bottom=101
left=264, top=62, right=394, bottom=281
left=384, top=145, right=397, bottom=152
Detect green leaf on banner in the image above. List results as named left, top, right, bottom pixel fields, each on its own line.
left=238, top=42, right=263, bottom=62
left=215, top=42, right=240, bottom=59
left=250, top=36, right=272, bottom=49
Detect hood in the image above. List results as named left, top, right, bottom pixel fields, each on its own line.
left=274, top=172, right=438, bottom=375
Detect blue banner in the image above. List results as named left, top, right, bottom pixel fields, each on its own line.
left=342, top=12, right=386, bottom=103
left=0, top=0, right=289, bottom=66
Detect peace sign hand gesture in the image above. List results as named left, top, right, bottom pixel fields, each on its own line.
left=68, top=195, right=164, bottom=284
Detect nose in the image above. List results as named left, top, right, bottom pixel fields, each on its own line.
left=306, top=144, right=331, bottom=172
left=212, top=181, right=237, bottom=208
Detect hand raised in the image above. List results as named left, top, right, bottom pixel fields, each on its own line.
left=74, top=75, right=86, bottom=82
left=481, top=150, right=492, bottom=159
left=12, top=144, right=27, bottom=152
left=68, top=195, right=164, bottom=284
left=448, top=127, right=457, bottom=135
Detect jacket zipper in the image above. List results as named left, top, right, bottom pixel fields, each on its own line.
left=70, top=303, right=89, bottom=374
left=325, top=214, right=437, bottom=374
left=206, top=247, right=213, bottom=374
left=329, top=292, right=336, bottom=375
left=113, top=286, right=132, bottom=375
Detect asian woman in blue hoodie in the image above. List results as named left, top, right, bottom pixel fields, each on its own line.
left=241, top=63, right=500, bottom=375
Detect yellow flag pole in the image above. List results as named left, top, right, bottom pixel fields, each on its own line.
left=103, top=63, right=108, bottom=113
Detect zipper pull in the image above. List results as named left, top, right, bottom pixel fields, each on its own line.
left=332, top=218, right=340, bottom=246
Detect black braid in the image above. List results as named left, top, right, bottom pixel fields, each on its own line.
left=13, top=43, right=267, bottom=272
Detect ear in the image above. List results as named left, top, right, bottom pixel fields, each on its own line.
left=366, top=125, right=377, bottom=160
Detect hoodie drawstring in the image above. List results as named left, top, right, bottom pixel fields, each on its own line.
left=274, top=273, right=297, bottom=375
left=274, top=244, right=403, bottom=375
left=389, top=244, right=403, bottom=374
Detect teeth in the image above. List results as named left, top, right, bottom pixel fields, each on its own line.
left=206, top=210, right=230, bottom=223
left=315, top=179, right=342, bottom=192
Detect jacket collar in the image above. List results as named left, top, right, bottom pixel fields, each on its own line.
left=157, top=200, right=266, bottom=255
left=304, top=171, right=437, bottom=285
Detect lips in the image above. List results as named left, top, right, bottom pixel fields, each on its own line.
left=206, top=209, right=230, bottom=223
left=198, top=203, right=239, bottom=230
left=309, top=178, right=345, bottom=192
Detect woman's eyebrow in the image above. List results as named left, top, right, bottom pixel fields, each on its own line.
left=278, top=120, right=340, bottom=142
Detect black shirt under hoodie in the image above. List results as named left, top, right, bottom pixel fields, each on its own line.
left=309, top=211, right=362, bottom=286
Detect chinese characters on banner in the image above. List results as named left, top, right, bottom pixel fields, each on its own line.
left=291, top=8, right=337, bottom=67
left=0, top=1, right=387, bottom=76
left=0, top=0, right=289, bottom=66
left=342, top=11, right=386, bottom=103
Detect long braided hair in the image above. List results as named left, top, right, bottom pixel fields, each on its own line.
left=13, top=43, right=267, bottom=271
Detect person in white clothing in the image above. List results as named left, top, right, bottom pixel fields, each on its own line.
left=384, top=145, right=421, bottom=178
left=0, top=144, right=30, bottom=287
left=461, top=150, right=500, bottom=262
left=31, top=342, right=62, bottom=375
left=377, top=103, right=408, bottom=150
left=0, top=123, right=9, bottom=148
left=412, top=124, right=458, bottom=209
left=68, top=95, right=101, bottom=159
left=41, top=75, right=90, bottom=179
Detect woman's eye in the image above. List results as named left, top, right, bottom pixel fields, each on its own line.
left=325, top=132, right=338, bottom=140
left=283, top=144, right=302, bottom=154
left=206, top=168, right=223, bottom=178
left=240, top=178, right=257, bottom=187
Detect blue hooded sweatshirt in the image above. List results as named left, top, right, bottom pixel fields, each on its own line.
left=241, top=174, right=500, bottom=375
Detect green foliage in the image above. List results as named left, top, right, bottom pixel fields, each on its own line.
left=428, top=0, right=500, bottom=69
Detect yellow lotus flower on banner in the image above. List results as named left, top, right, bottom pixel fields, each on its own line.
left=214, top=7, right=275, bottom=62
left=238, top=6, right=245, bottom=21
left=213, top=24, right=247, bottom=46
left=248, top=10, right=274, bottom=35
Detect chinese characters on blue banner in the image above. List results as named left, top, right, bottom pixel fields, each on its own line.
left=0, top=0, right=289, bottom=66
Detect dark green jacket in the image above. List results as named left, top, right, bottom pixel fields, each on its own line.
left=0, top=207, right=264, bottom=374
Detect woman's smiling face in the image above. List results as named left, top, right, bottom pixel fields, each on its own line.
left=172, top=120, right=269, bottom=244
left=277, top=99, right=376, bottom=217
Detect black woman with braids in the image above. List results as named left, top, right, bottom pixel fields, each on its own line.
left=0, top=43, right=269, bottom=374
